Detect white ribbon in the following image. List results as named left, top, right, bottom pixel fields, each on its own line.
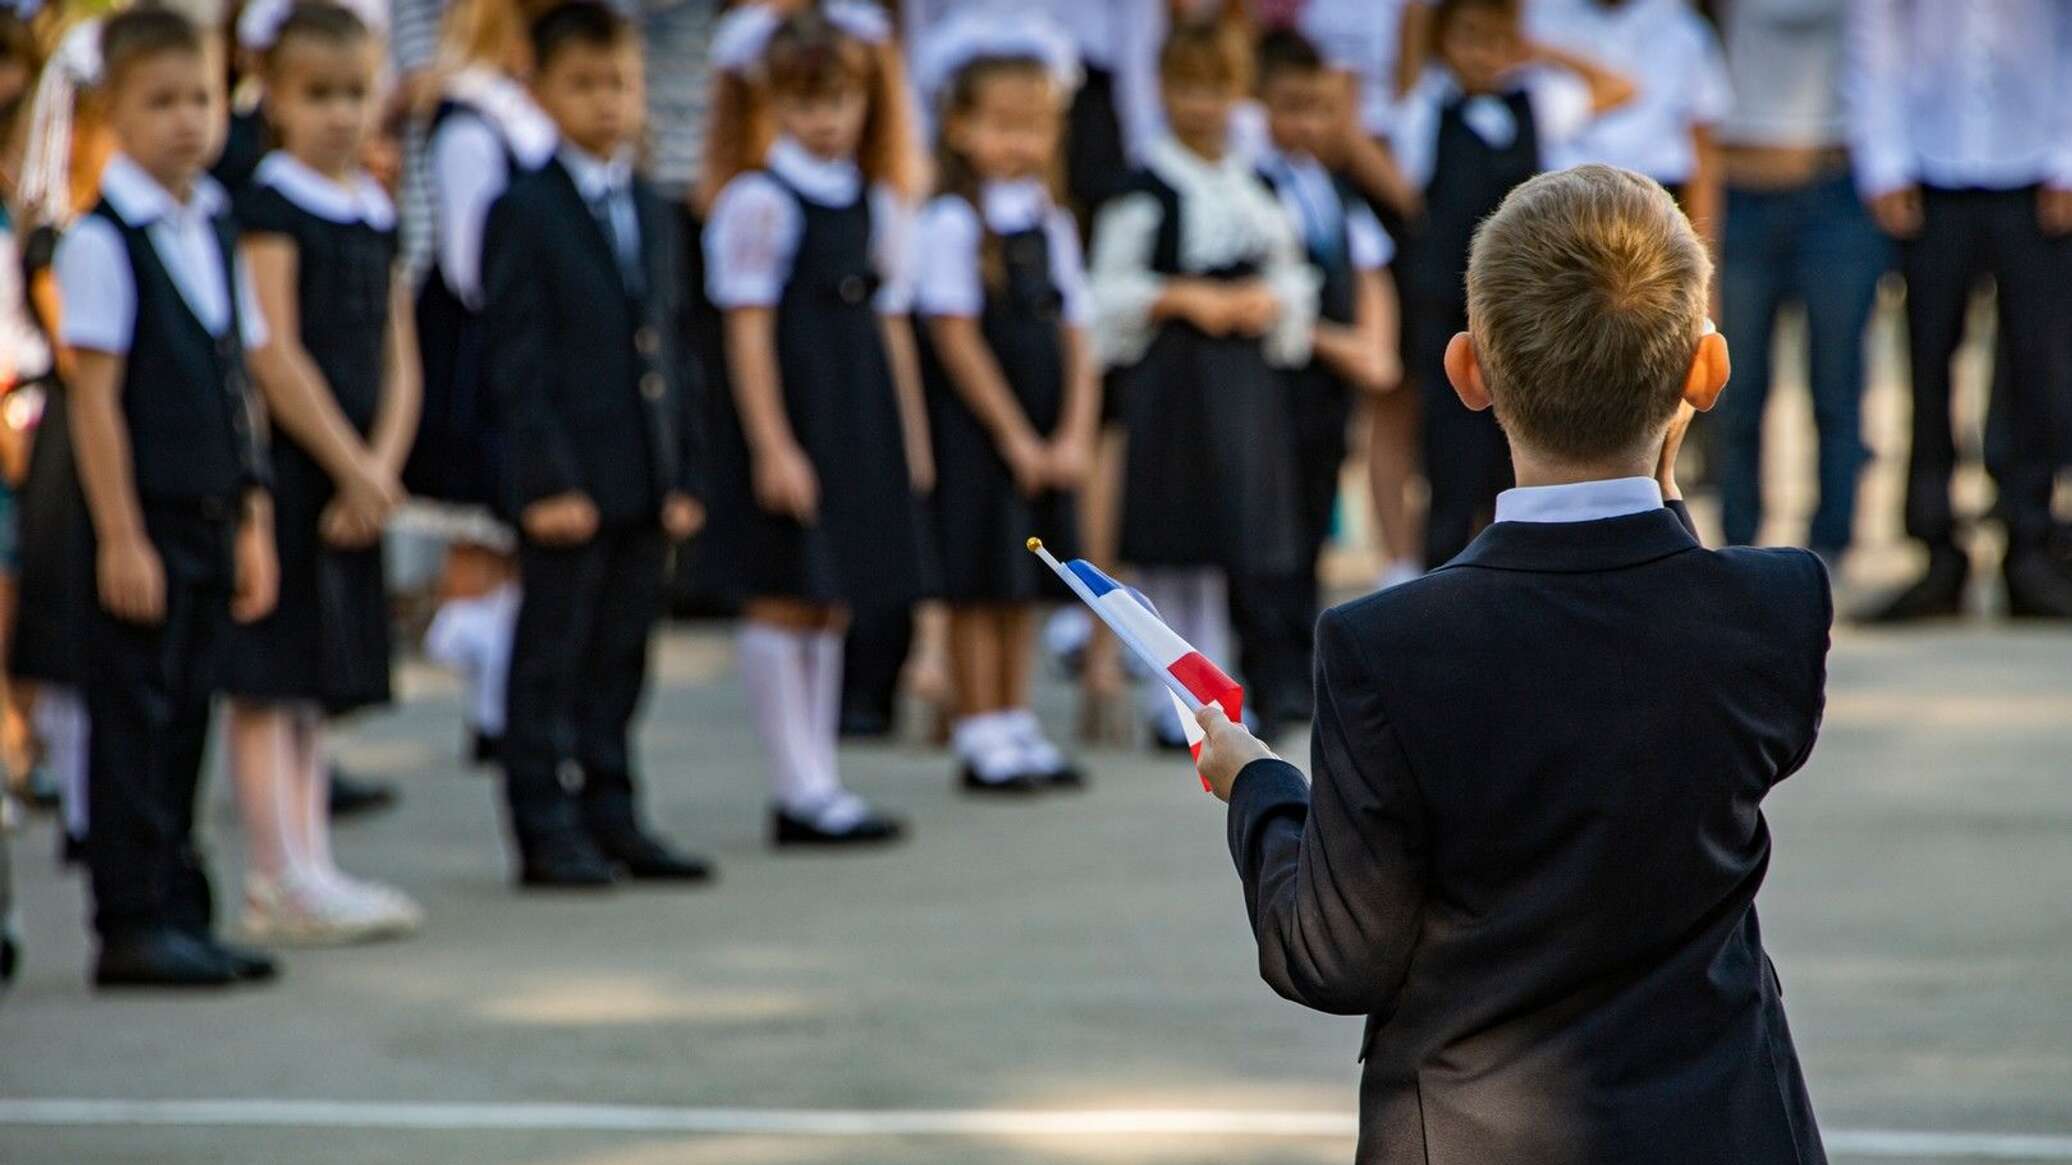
left=710, top=0, right=892, bottom=78
left=911, top=7, right=1081, bottom=106
left=19, top=19, right=103, bottom=229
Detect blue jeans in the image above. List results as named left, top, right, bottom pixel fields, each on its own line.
left=1717, top=172, right=1891, bottom=553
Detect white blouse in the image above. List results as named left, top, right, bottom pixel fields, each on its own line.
left=1392, top=66, right=1596, bottom=192
left=1528, top=0, right=1733, bottom=184
left=425, top=67, right=558, bottom=309
left=1086, top=138, right=1319, bottom=371
left=255, top=152, right=397, bottom=228
left=912, top=180, right=1091, bottom=326
left=1257, top=145, right=1394, bottom=273
left=703, top=136, right=914, bottom=315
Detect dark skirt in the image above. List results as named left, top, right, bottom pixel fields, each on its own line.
left=405, top=274, right=504, bottom=513
left=10, top=383, right=92, bottom=687
left=919, top=296, right=1080, bottom=602
left=1118, top=324, right=1302, bottom=574
left=221, top=443, right=391, bottom=714
left=698, top=326, right=935, bottom=611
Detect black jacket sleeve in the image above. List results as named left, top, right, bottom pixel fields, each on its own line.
left=1224, top=607, right=1430, bottom=1017
left=481, top=190, right=583, bottom=511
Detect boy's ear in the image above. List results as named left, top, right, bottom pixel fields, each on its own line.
left=1683, top=328, right=1730, bottom=413
left=1445, top=332, right=1493, bottom=413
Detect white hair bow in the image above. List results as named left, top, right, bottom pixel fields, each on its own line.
left=709, top=0, right=892, bottom=78
left=19, top=19, right=103, bottom=228
left=911, top=8, right=1081, bottom=107
left=237, top=0, right=390, bottom=50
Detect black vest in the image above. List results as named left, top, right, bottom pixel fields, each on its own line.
left=1406, top=88, right=1541, bottom=308
left=1136, top=169, right=1264, bottom=283
left=1259, top=164, right=1360, bottom=326
left=93, top=199, right=267, bottom=504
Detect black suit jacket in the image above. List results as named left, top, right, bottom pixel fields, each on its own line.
left=481, top=158, right=703, bottom=525
left=1227, top=502, right=1831, bottom=1165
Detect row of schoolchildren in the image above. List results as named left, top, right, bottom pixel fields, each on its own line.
left=0, top=0, right=1648, bottom=989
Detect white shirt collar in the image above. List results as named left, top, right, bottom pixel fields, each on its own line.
left=978, top=178, right=1050, bottom=231
left=1493, top=476, right=1665, bottom=525
left=444, top=65, right=559, bottom=167
left=559, top=144, right=637, bottom=201
left=254, top=152, right=396, bottom=228
left=100, top=154, right=227, bottom=227
left=1147, top=136, right=1250, bottom=191
left=767, top=136, right=862, bottom=206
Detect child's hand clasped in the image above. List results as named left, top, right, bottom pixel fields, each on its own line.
left=752, top=443, right=820, bottom=524
left=522, top=491, right=601, bottom=545
left=661, top=491, right=705, bottom=540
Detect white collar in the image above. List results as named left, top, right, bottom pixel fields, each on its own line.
left=444, top=66, right=559, bottom=167
left=100, top=154, right=227, bottom=227
left=1147, top=136, right=1249, bottom=190
left=255, top=152, right=396, bottom=228
left=1494, top=476, right=1665, bottom=525
left=978, top=178, right=1050, bottom=231
left=1255, top=143, right=1318, bottom=179
left=767, top=136, right=862, bottom=206
left=559, top=144, right=636, bottom=201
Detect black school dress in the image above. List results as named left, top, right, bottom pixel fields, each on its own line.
left=1113, top=172, right=1302, bottom=577
left=917, top=199, right=1080, bottom=603
left=702, top=174, right=931, bottom=609
left=9, top=223, right=91, bottom=688
left=221, top=168, right=396, bottom=713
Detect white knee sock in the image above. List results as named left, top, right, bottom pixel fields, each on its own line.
left=423, top=582, right=520, bottom=736
left=35, top=685, right=89, bottom=839
left=739, top=624, right=839, bottom=816
left=803, top=630, right=845, bottom=792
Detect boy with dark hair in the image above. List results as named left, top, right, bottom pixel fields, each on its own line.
left=482, top=0, right=711, bottom=889
left=1234, top=27, right=1399, bottom=733
left=60, top=7, right=282, bottom=987
left=1195, top=164, right=1830, bottom=1164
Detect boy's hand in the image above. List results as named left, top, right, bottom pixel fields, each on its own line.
left=752, top=442, right=820, bottom=523
left=1868, top=186, right=1923, bottom=239
left=523, top=491, right=600, bottom=545
left=661, top=491, right=706, bottom=540
left=1225, top=282, right=1283, bottom=338
left=1657, top=400, right=1697, bottom=502
left=97, top=534, right=165, bottom=625
left=1194, top=704, right=1278, bottom=803
left=232, top=517, right=278, bottom=624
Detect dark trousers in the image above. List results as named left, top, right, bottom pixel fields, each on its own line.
left=1716, top=172, right=1890, bottom=552
left=1231, top=369, right=1351, bottom=725
left=840, top=604, right=912, bottom=732
left=1414, top=307, right=1512, bottom=568
left=502, top=521, right=666, bottom=840
left=85, top=502, right=235, bottom=941
left=1901, top=186, right=2068, bottom=556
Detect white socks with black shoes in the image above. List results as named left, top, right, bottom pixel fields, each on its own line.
left=739, top=622, right=899, bottom=842
left=951, top=708, right=1081, bottom=792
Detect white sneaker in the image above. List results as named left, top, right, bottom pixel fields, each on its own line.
left=327, top=874, right=425, bottom=939
left=240, top=874, right=390, bottom=947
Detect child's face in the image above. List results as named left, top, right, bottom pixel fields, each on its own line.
left=1262, top=70, right=1337, bottom=161
left=533, top=38, right=643, bottom=159
left=108, top=50, right=215, bottom=190
left=773, top=83, right=869, bottom=162
left=1439, top=6, right=1523, bottom=94
left=945, top=70, right=1060, bottom=184
left=267, top=36, right=378, bottom=175
left=1162, top=78, right=1237, bottom=156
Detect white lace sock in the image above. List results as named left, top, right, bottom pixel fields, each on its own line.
left=953, top=711, right=1023, bottom=783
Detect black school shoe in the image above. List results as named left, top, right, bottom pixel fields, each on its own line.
left=1858, top=548, right=1968, bottom=624
left=517, top=831, right=619, bottom=889
left=2005, top=552, right=2072, bottom=618
left=588, top=824, right=716, bottom=883
left=468, top=730, right=502, bottom=768
left=93, top=927, right=238, bottom=989
left=201, top=934, right=280, bottom=982
left=329, top=769, right=399, bottom=819
left=958, top=765, right=1046, bottom=796
left=770, top=802, right=906, bottom=848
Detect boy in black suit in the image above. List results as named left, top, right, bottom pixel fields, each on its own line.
left=1195, top=165, right=1831, bottom=1164
left=482, top=2, right=709, bottom=889
left=62, top=9, right=282, bottom=989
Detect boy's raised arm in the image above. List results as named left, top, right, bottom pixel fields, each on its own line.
left=1225, top=608, right=1429, bottom=1017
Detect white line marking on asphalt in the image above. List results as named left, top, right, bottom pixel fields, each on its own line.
left=2, top=1100, right=2070, bottom=1159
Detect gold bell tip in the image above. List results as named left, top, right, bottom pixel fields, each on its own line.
left=1026, top=537, right=1043, bottom=551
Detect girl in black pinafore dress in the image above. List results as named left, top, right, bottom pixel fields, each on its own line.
left=1086, top=19, right=1318, bottom=748
left=914, top=53, right=1100, bottom=794
left=702, top=9, right=929, bottom=848
left=220, top=6, right=422, bottom=944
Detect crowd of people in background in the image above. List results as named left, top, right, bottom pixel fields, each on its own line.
left=0, top=0, right=2064, bottom=990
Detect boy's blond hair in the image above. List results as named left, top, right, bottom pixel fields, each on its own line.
left=1467, top=164, right=1712, bottom=462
